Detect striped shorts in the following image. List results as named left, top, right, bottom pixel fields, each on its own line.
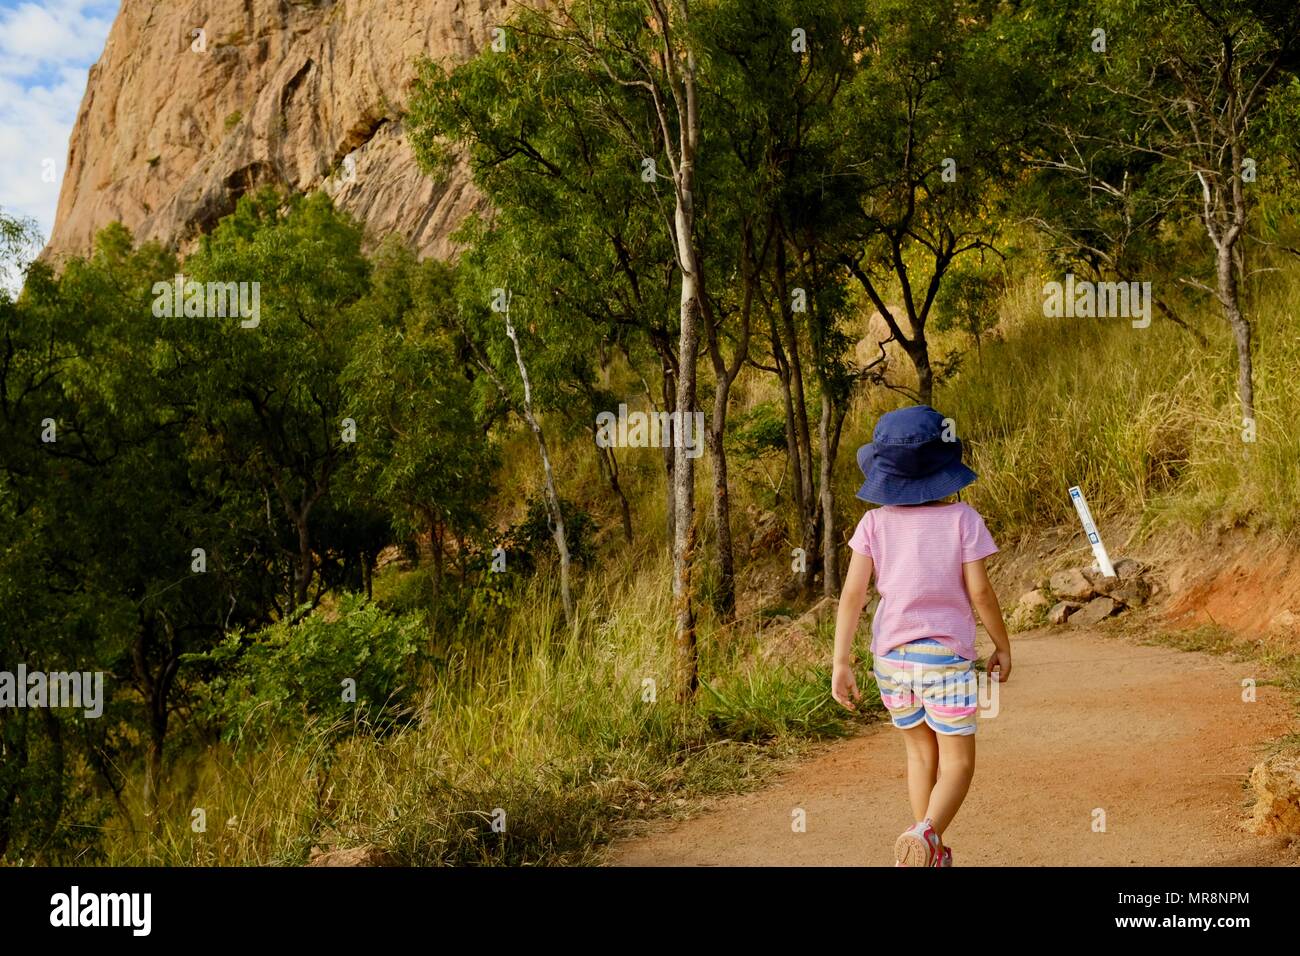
left=872, top=639, right=979, bottom=736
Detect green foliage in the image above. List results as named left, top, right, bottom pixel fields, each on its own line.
left=728, top=402, right=787, bottom=459
left=0, top=209, right=38, bottom=279
left=828, top=0, right=1047, bottom=353
left=343, top=243, right=496, bottom=544
left=408, top=0, right=677, bottom=426
left=726, top=402, right=790, bottom=503
left=700, top=664, right=872, bottom=742
left=194, top=594, right=423, bottom=747
left=507, top=495, right=598, bottom=571
left=934, top=259, right=1007, bottom=351
left=0, top=195, right=501, bottom=860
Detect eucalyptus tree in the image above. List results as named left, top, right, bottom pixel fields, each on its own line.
left=409, top=0, right=709, bottom=683
left=553, top=0, right=708, bottom=681
left=1039, top=0, right=1300, bottom=434
left=1020, top=7, right=1211, bottom=349
left=689, top=0, right=860, bottom=614
left=833, top=0, right=1039, bottom=405
left=726, top=1, right=869, bottom=597
left=408, top=1, right=681, bottom=591
left=451, top=222, right=583, bottom=625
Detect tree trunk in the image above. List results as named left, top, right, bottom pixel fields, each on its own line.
left=504, top=314, right=574, bottom=625
left=771, top=313, right=803, bottom=519
left=1196, top=122, right=1255, bottom=433
left=708, top=377, right=735, bottom=621
left=665, top=20, right=703, bottom=703
left=672, top=269, right=701, bottom=703
left=819, top=394, right=837, bottom=597
left=293, top=512, right=313, bottom=609
left=134, top=614, right=181, bottom=818
left=907, top=336, right=934, bottom=406
left=1224, top=135, right=1255, bottom=428
left=776, top=246, right=816, bottom=532
left=799, top=495, right=823, bottom=597
left=773, top=243, right=822, bottom=592
left=845, top=257, right=934, bottom=406
left=596, top=439, right=633, bottom=544
left=821, top=396, right=848, bottom=598
left=1217, top=244, right=1255, bottom=425
left=702, top=220, right=764, bottom=622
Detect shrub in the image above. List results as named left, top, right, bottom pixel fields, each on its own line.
left=192, top=594, right=422, bottom=747
left=505, top=495, right=598, bottom=572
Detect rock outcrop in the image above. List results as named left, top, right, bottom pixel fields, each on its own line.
left=1249, top=752, right=1300, bottom=836
left=45, top=0, right=538, bottom=264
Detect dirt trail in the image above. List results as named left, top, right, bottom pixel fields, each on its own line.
left=606, top=626, right=1299, bottom=866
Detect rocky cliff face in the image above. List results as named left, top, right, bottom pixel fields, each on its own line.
left=46, top=0, right=530, bottom=263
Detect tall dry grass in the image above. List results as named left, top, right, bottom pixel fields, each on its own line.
left=842, top=254, right=1300, bottom=543
left=103, top=540, right=864, bottom=865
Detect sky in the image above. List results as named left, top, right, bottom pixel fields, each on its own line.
left=0, top=0, right=120, bottom=270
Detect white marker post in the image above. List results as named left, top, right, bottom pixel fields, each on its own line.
left=1069, top=485, right=1115, bottom=578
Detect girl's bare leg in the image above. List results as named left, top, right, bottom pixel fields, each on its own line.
left=899, top=723, right=939, bottom=822
left=925, top=732, right=975, bottom=836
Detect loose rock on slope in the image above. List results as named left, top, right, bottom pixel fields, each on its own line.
left=1018, top=558, right=1156, bottom=628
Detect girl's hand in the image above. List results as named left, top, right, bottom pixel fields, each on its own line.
left=831, top=663, right=862, bottom=711
left=987, top=649, right=1012, bottom=682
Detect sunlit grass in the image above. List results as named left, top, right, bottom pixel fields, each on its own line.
left=841, top=249, right=1300, bottom=543
left=102, top=544, right=864, bottom=865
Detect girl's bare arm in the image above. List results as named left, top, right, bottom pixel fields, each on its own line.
left=833, top=549, right=873, bottom=668
left=831, top=549, right=874, bottom=709
left=962, top=557, right=1011, bottom=680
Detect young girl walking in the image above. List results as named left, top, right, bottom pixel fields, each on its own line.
left=831, top=404, right=1012, bottom=867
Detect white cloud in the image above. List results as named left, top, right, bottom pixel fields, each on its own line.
left=0, top=1, right=118, bottom=79
left=0, top=68, right=89, bottom=231
left=0, top=0, right=119, bottom=283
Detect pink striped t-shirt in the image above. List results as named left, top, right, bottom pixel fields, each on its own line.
left=846, top=501, right=998, bottom=661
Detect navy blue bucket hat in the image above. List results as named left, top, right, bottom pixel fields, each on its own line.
left=855, top=405, right=978, bottom=505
